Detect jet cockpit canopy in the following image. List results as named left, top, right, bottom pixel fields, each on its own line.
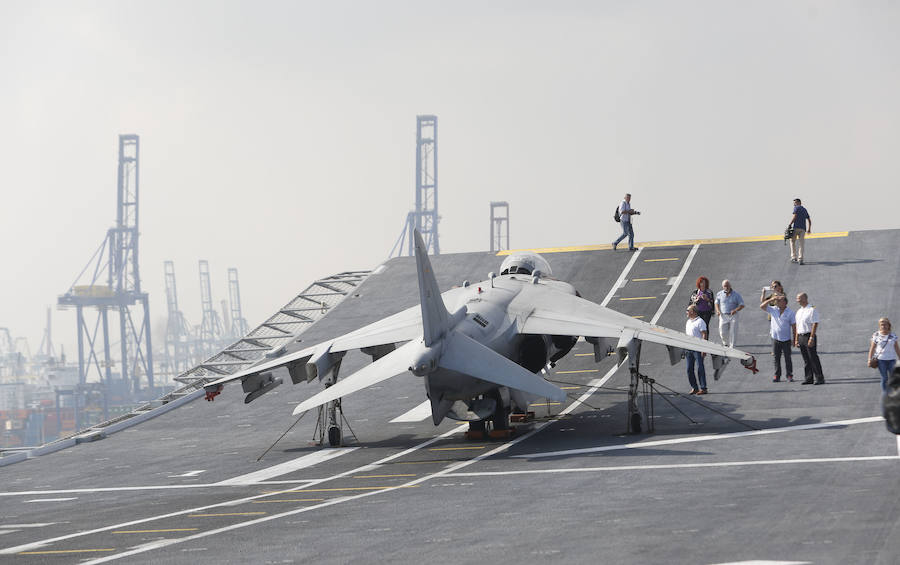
left=499, top=252, right=552, bottom=277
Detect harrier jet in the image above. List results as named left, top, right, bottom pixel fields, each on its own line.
left=204, top=230, right=757, bottom=444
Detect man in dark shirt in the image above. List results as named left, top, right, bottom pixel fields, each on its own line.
left=787, top=198, right=811, bottom=264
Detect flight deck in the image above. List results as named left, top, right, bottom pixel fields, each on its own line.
left=1, top=229, right=898, bottom=565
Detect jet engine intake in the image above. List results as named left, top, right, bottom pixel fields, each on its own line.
left=518, top=334, right=551, bottom=373
left=305, top=346, right=346, bottom=382
left=549, top=334, right=578, bottom=364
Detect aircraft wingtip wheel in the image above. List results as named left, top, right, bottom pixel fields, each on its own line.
left=631, top=413, right=642, bottom=434
left=328, top=425, right=342, bottom=447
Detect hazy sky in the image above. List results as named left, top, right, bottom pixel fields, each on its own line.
left=1, top=1, right=898, bottom=367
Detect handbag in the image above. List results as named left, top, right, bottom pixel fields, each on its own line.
left=869, top=357, right=879, bottom=369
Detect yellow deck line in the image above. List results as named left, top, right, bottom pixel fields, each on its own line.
left=644, top=258, right=679, bottom=262
left=632, top=277, right=667, bottom=281
left=620, top=296, right=656, bottom=301
left=496, top=231, right=849, bottom=255
left=529, top=402, right=562, bottom=407
left=561, top=386, right=582, bottom=390
left=574, top=353, right=593, bottom=356
left=632, top=315, right=645, bottom=319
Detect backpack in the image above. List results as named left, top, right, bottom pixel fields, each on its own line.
left=614, top=205, right=621, bottom=223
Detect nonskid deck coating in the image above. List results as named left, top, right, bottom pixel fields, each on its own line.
left=1, top=229, right=898, bottom=565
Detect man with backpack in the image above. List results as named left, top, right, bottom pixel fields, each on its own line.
left=612, top=193, right=640, bottom=251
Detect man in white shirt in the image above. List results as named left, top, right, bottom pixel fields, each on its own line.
left=794, top=292, right=824, bottom=385
left=685, top=305, right=709, bottom=395
left=760, top=294, right=796, bottom=382
left=715, top=280, right=745, bottom=347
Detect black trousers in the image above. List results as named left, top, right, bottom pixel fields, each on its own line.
left=797, top=333, right=823, bottom=381
left=698, top=310, right=713, bottom=338
left=772, top=339, right=793, bottom=378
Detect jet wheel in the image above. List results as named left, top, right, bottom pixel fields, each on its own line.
left=631, top=413, right=642, bottom=434
left=490, top=395, right=509, bottom=431
left=328, top=425, right=342, bottom=447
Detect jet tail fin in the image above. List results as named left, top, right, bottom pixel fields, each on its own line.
left=413, top=229, right=451, bottom=346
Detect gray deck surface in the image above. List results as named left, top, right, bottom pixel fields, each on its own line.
left=2, top=229, right=899, bottom=565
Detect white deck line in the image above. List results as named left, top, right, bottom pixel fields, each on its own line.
left=513, top=416, right=884, bottom=459
left=650, top=243, right=699, bottom=325
left=446, top=455, right=900, bottom=477
left=214, top=448, right=357, bottom=485
left=390, top=400, right=432, bottom=423
left=0, top=424, right=467, bottom=558
left=601, top=248, right=643, bottom=307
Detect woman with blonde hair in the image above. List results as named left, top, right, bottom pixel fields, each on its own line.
left=869, top=318, right=900, bottom=392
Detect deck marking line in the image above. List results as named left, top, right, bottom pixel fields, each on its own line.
left=169, top=470, right=205, bottom=478
left=390, top=400, right=432, bottom=423
left=189, top=513, right=266, bottom=517
left=444, top=456, right=900, bottom=477
left=0, top=424, right=467, bottom=557
left=215, top=448, right=357, bottom=486
left=513, top=416, right=884, bottom=459
left=495, top=231, right=848, bottom=255
left=651, top=244, right=699, bottom=325
left=20, top=549, right=115, bottom=555
left=113, top=529, right=198, bottom=534
left=601, top=248, right=643, bottom=307
left=0, top=482, right=318, bottom=497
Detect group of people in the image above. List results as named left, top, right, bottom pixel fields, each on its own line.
left=612, top=193, right=897, bottom=398
left=683, top=277, right=825, bottom=395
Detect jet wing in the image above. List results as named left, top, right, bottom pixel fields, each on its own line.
left=203, top=304, right=425, bottom=391
left=516, top=288, right=752, bottom=361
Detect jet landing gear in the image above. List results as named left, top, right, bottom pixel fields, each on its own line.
left=627, top=369, right=657, bottom=435
left=312, top=374, right=357, bottom=447
left=313, top=398, right=359, bottom=447
left=465, top=418, right=515, bottom=440
left=465, top=391, right=516, bottom=440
